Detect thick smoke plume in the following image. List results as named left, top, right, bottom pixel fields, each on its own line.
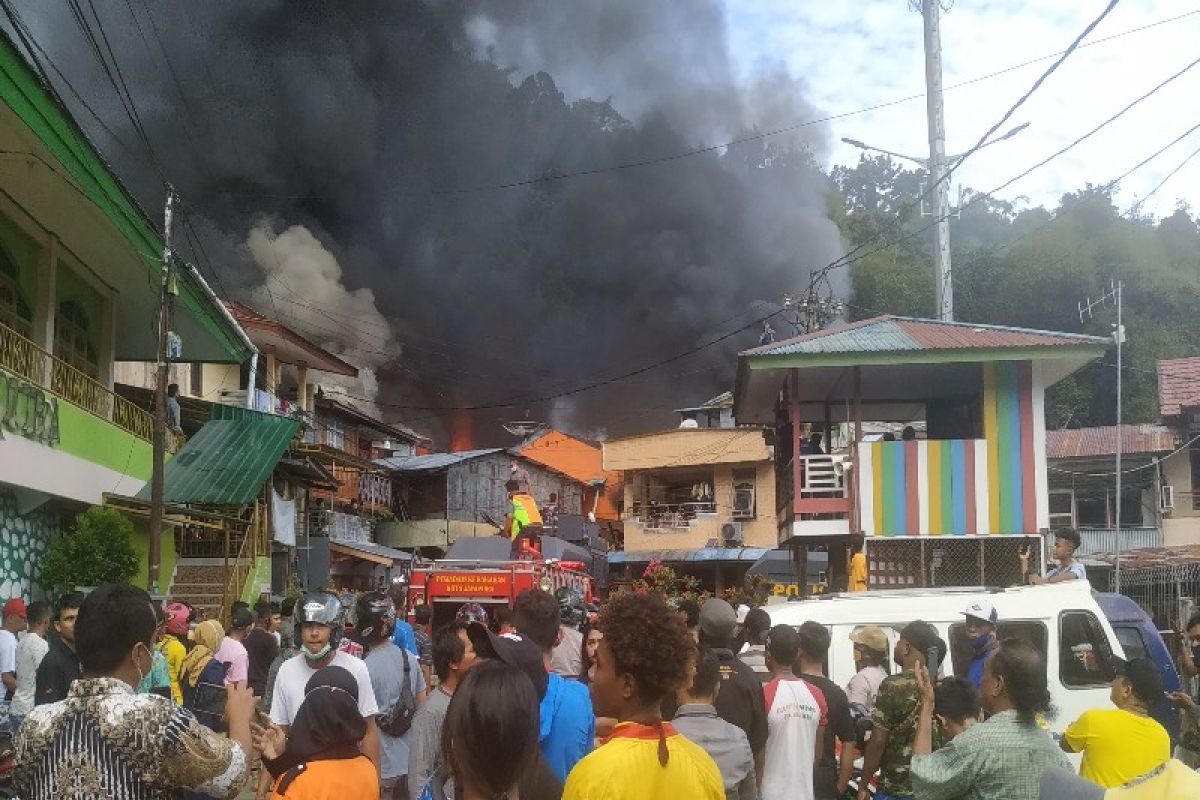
left=10, top=1, right=844, bottom=443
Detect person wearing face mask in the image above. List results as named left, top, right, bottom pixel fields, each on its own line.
left=12, top=583, right=256, bottom=799
left=1177, top=612, right=1200, bottom=704
left=960, top=601, right=999, bottom=691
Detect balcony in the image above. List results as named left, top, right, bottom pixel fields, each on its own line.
left=0, top=319, right=173, bottom=448
left=311, top=509, right=373, bottom=543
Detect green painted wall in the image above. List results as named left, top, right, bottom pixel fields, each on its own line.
left=56, top=400, right=153, bottom=479
left=241, top=556, right=272, bottom=604
left=128, top=516, right=177, bottom=595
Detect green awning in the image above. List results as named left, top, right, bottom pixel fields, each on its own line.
left=138, top=409, right=299, bottom=505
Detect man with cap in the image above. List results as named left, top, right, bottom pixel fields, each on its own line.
left=961, top=600, right=999, bottom=690
left=847, top=625, right=890, bottom=713
left=0, top=598, right=27, bottom=727
left=1061, top=656, right=1171, bottom=788
left=694, top=598, right=768, bottom=778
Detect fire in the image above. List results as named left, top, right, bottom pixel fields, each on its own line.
left=448, top=408, right=474, bottom=452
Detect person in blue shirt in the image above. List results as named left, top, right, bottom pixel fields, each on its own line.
left=960, top=600, right=998, bottom=690
left=512, top=589, right=595, bottom=781
left=388, top=590, right=419, bottom=657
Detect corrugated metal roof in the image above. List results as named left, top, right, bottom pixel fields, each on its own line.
left=377, top=448, right=505, bottom=473
left=607, top=548, right=769, bottom=564
left=1046, top=424, right=1175, bottom=460
left=138, top=411, right=300, bottom=504
left=1159, top=356, right=1200, bottom=417
left=329, top=539, right=414, bottom=563
left=742, top=316, right=1108, bottom=357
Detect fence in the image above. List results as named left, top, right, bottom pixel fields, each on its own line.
left=1090, top=562, right=1200, bottom=632
left=1076, top=527, right=1163, bottom=559
left=865, top=536, right=1043, bottom=589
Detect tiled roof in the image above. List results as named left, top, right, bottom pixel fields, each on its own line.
left=1046, top=424, right=1175, bottom=460
left=742, top=316, right=1108, bottom=357
left=1159, top=356, right=1200, bottom=417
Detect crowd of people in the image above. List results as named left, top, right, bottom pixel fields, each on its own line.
left=2, top=581, right=1200, bottom=800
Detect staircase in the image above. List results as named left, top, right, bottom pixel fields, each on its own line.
left=170, top=560, right=248, bottom=622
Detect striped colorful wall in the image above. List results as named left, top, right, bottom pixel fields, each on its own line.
left=858, top=361, right=1038, bottom=537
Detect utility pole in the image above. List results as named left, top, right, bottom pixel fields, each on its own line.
left=918, top=0, right=953, bottom=321
left=1079, top=280, right=1125, bottom=592
left=148, top=185, right=176, bottom=594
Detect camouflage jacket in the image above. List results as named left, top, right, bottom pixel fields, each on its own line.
left=871, top=670, right=941, bottom=796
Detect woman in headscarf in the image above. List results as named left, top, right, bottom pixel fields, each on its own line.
left=179, top=618, right=227, bottom=731
left=254, top=665, right=377, bottom=799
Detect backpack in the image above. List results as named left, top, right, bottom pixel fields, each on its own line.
left=182, top=658, right=230, bottom=733
left=376, top=647, right=417, bottom=737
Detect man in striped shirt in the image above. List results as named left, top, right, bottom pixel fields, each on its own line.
left=761, top=624, right=827, bottom=800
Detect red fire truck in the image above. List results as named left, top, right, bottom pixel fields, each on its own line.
left=404, top=556, right=594, bottom=629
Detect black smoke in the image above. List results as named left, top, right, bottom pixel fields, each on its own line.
left=9, top=0, right=843, bottom=442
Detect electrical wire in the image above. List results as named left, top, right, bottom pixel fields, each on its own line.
left=1047, top=433, right=1200, bottom=477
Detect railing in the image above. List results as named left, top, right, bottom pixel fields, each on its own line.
left=0, top=319, right=159, bottom=444
left=629, top=501, right=716, bottom=531
left=311, top=509, right=373, bottom=543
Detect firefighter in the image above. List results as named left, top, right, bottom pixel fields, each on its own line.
left=503, top=479, right=544, bottom=558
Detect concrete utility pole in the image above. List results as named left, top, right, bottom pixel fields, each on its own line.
left=918, top=0, right=953, bottom=321
left=148, top=185, right=176, bottom=594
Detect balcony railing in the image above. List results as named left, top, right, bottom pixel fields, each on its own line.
left=311, top=509, right=373, bottom=543
left=0, top=319, right=165, bottom=445
left=629, top=501, right=716, bottom=531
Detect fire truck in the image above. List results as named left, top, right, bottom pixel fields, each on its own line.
left=402, top=538, right=595, bottom=629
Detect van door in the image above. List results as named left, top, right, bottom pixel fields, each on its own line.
left=1110, top=623, right=1181, bottom=743
left=1054, top=609, right=1119, bottom=743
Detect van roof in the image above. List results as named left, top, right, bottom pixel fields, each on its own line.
left=766, top=581, right=1096, bottom=628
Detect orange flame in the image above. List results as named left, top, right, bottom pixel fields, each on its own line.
left=449, top=408, right=474, bottom=452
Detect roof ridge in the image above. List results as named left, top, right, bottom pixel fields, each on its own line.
left=890, top=315, right=1107, bottom=342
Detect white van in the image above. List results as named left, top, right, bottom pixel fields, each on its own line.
left=766, top=580, right=1124, bottom=743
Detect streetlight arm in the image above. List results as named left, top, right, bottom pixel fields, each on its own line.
left=840, top=137, right=929, bottom=167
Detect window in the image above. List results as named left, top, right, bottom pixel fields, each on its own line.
left=948, top=621, right=1048, bottom=680
left=1112, top=625, right=1148, bottom=662
left=190, top=364, right=203, bottom=397
left=54, top=300, right=98, bottom=377
left=1048, top=490, right=1074, bottom=530
left=1059, top=610, right=1115, bottom=688
left=733, top=467, right=756, bottom=520
left=0, top=246, right=32, bottom=337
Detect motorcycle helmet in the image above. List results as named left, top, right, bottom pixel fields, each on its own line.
left=164, top=602, right=190, bottom=637
left=296, top=591, right=345, bottom=661
left=554, top=586, right=585, bottom=628
left=455, top=602, right=490, bottom=628
left=355, top=590, right=396, bottom=643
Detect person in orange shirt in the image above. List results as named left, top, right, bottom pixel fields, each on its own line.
left=254, top=665, right=378, bottom=799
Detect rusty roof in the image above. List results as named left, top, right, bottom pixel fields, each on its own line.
left=1086, top=545, right=1200, bottom=570
left=742, top=316, right=1108, bottom=357
left=224, top=301, right=358, bottom=377
left=1046, top=424, right=1175, bottom=460
left=1159, top=356, right=1200, bottom=418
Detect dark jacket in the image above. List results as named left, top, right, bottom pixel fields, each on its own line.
left=34, top=637, right=81, bottom=706
left=712, top=648, right=768, bottom=755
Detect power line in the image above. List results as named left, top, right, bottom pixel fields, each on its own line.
left=1136, top=141, right=1200, bottom=210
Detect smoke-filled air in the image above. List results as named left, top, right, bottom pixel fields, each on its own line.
left=11, top=1, right=845, bottom=445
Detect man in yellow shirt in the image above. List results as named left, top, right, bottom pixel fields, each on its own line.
left=1061, top=656, right=1170, bottom=788
left=563, top=592, right=723, bottom=800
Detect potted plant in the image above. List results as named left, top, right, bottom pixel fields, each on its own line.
left=39, top=507, right=139, bottom=594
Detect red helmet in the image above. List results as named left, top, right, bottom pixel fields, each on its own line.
left=164, top=602, right=190, bottom=637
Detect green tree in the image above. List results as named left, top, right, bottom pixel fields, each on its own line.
left=40, top=507, right=139, bottom=592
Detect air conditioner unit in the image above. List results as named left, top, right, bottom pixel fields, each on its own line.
left=721, top=522, right=744, bottom=545
left=1161, top=485, right=1175, bottom=511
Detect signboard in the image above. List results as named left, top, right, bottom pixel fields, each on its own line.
left=429, top=572, right=513, bottom=598
left=0, top=368, right=60, bottom=446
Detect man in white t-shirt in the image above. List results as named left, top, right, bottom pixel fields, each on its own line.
left=0, top=598, right=28, bottom=729
left=760, top=624, right=827, bottom=800
left=10, top=601, right=50, bottom=726
left=261, top=591, right=380, bottom=800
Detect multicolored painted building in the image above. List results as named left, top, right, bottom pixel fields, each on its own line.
left=734, top=315, right=1109, bottom=589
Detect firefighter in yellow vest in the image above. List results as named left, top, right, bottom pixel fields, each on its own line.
left=505, top=479, right=543, bottom=556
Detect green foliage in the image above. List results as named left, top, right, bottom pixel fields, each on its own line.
left=39, top=507, right=139, bottom=592
left=830, top=157, right=1200, bottom=427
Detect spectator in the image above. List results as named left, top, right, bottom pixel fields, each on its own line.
left=912, top=638, right=1070, bottom=800
left=580, top=626, right=602, bottom=686
left=278, top=596, right=296, bottom=649
left=677, top=598, right=702, bottom=643
left=357, top=591, right=427, bottom=799
left=932, top=676, right=979, bottom=743
left=180, top=619, right=230, bottom=732
left=407, top=623, right=478, bottom=800
left=551, top=586, right=585, bottom=678
left=1062, top=656, right=1171, bottom=788
left=513, top=589, right=595, bottom=781
left=136, top=602, right=173, bottom=699
left=493, top=605, right=516, bottom=635
left=761, top=624, right=826, bottom=800
left=960, top=600, right=999, bottom=690
left=697, top=598, right=768, bottom=777
left=443, top=660, right=541, bottom=800
left=738, top=608, right=771, bottom=679
left=858, top=620, right=946, bottom=800
left=263, top=590, right=379, bottom=800
left=797, top=621, right=857, bottom=800
left=848, top=537, right=868, bottom=593
left=413, top=603, right=433, bottom=689
left=808, top=432, right=825, bottom=455
left=672, top=647, right=757, bottom=800
left=901, top=426, right=917, bottom=441
left=10, top=600, right=49, bottom=728
left=846, top=626, right=889, bottom=713
left=1021, top=529, right=1086, bottom=585
left=0, top=598, right=26, bottom=723
left=217, top=606, right=254, bottom=688
left=390, top=590, right=419, bottom=657
left=563, top=592, right=722, bottom=800
left=161, top=601, right=192, bottom=704
left=13, top=583, right=254, bottom=798
left=165, top=382, right=183, bottom=432
left=255, top=665, right=379, bottom=799
left=246, top=601, right=281, bottom=697
left=34, top=592, right=82, bottom=706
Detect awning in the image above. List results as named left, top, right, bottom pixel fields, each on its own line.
left=607, top=548, right=770, bottom=564
left=137, top=408, right=300, bottom=504
left=329, top=539, right=415, bottom=566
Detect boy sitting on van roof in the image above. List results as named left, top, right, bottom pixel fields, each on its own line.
left=1020, top=529, right=1087, bottom=585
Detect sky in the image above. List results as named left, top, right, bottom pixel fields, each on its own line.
left=723, top=0, right=1200, bottom=217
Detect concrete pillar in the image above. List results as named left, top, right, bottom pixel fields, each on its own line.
left=31, top=236, right=57, bottom=352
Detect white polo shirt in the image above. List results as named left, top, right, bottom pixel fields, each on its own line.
left=269, top=649, right=378, bottom=726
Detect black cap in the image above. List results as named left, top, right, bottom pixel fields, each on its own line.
left=900, top=620, right=946, bottom=670
left=1110, top=656, right=1163, bottom=705
left=467, top=622, right=549, bottom=700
